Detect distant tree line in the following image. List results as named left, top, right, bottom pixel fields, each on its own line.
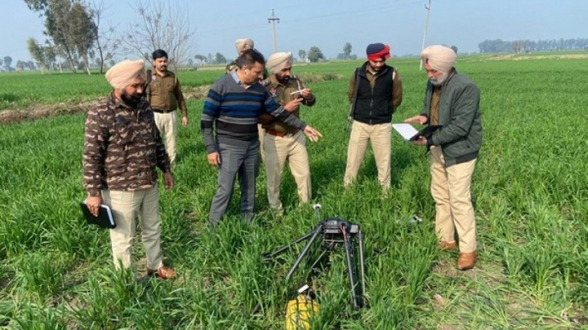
left=22, top=0, right=194, bottom=74
left=478, top=38, right=588, bottom=54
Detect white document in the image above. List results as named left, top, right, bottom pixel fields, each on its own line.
left=392, top=123, right=419, bottom=141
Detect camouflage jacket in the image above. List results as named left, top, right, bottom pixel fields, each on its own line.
left=83, top=93, right=171, bottom=196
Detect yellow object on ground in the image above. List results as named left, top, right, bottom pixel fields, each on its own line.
left=286, top=294, right=319, bottom=330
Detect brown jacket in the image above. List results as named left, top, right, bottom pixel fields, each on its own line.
left=83, top=93, right=170, bottom=197
left=261, top=75, right=316, bottom=133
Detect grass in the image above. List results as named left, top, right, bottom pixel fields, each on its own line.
left=0, top=53, right=587, bottom=328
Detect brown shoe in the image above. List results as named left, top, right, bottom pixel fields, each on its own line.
left=438, top=241, right=457, bottom=251
left=457, top=251, right=477, bottom=270
left=147, top=265, right=176, bottom=279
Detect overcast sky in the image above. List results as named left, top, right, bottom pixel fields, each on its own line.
left=1, top=0, right=586, bottom=63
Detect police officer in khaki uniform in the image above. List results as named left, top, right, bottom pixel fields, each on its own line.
left=148, top=49, right=188, bottom=165
left=260, top=52, right=316, bottom=212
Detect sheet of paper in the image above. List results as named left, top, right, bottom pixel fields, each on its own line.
left=392, top=123, right=418, bottom=141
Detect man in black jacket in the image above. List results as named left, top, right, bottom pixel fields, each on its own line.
left=344, top=43, right=403, bottom=194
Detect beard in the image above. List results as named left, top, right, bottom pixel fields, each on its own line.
left=121, top=90, right=143, bottom=108
left=430, top=71, right=449, bottom=86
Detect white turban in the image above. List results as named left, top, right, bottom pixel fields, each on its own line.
left=105, top=59, right=146, bottom=89
left=420, top=45, right=457, bottom=73
left=235, top=38, right=254, bottom=54
left=267, top=52, right=292, bottom=73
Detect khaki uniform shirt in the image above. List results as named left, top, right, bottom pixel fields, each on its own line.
left=148, top=70, right=188, bottom=118
left=262, top=75, right=316, bottom=134
left=83, top=93, right=170, bottom=197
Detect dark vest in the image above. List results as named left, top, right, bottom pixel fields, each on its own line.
left=353, top=64, right=394, bottom=125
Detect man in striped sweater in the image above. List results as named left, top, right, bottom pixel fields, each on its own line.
left=201, top=49, right=322, bottom=225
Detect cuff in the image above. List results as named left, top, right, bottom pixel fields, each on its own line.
left=426, top=137, right=434, bottom=147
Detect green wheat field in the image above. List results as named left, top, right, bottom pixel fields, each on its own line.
left=0, top=54, right=587, bottom=329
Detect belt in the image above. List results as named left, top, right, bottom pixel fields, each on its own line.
left=152, top=109, right=176, bottom=114
left=266, top=129, right=299, bottom=137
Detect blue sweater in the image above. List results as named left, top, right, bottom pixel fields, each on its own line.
left=201, top=72, right=306, bottom=153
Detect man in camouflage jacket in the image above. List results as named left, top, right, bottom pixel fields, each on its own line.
left=83, top=59, right=176, bottom=279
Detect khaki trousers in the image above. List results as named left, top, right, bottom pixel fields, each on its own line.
left=344, top=121, right=392, bottom=190
left=102, top=187, right=164, bottom=270
left=264, top=131, right=311, bottom=210
left=258, top=124, right=266, bottom=162
left=154, top=111, right=178, bottom=164
left=430, top=146, right=477, bottom=253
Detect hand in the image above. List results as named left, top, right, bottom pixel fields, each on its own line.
left=299, top=88, right=312, bottom=99
left=303, top=125, right=323, bottom=142
left=283, top=98, right=302, bottom=113
left=182, top=116, right=188, bottom=127
left=412, top=136, right=428, bottom=146
left=208, top=152, right=221, bottom=166
left=86, top=195, right=103, bottom=217
left=163, top=172, right=174, bottom=190
left=405, top=115, right=428, bottom=125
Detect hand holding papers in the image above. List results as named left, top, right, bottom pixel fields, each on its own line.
left=392, top=123, right=442, bottom=141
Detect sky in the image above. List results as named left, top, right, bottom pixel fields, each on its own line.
left=1, top=0, right=587, bottom=63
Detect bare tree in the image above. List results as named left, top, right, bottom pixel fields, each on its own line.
left=120, top=0, right=195, bottom=71
left=90, top=0, right=118, bottom=73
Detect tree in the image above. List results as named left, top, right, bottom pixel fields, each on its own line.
left=343, top=42, right=352, bottom=56
left=214, top=53, right=227, bottom=64
left=121, top=0, right=195, bottom=70
left=194, top=54, right=207, bottom=65
left=337, top=42, right=356, bottom=60
left=24, top=0, right=97, bottom=74
left=307, top=46, right=324, bottom=63
left=298, top=49, right=306, bottom=62
left=16, top=60, right=25, bottom=71
left=70, top=1, right=97, bottom=74
left=27, top=38, right=52, bottom=73
left=90, top=0, right=118, bottom=74
left=3, top=56, right=13, bottom=70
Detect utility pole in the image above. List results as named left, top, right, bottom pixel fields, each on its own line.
left=268, top=9, right=280, bottom=53
left=419, top=0, right=432, bottom=70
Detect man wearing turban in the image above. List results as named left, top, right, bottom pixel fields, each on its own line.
left=226, top=38, right=255, bottom=74
left=405, top=45, right=483, bottom=270
left=260, top=52, right=316, bottom=213
left=343, top=43, right=403, bottom=194
left=83, top=59, right=176, bottom=279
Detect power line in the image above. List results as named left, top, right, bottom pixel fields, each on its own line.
left=419, top=0, right=432, bottom=70
left=268, top=9, right=280, bottom=54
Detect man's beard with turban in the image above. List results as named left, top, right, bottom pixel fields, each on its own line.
left=430, top=71, right=450, bottom=86
left=121, top=89, right=143, bottom=108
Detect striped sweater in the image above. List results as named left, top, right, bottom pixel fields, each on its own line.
left=201, top=72, right=307, bottom=153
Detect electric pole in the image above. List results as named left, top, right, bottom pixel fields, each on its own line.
left=268, top=9, right=280, bottom=53
left=419, top=0, right=432, bottom=70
